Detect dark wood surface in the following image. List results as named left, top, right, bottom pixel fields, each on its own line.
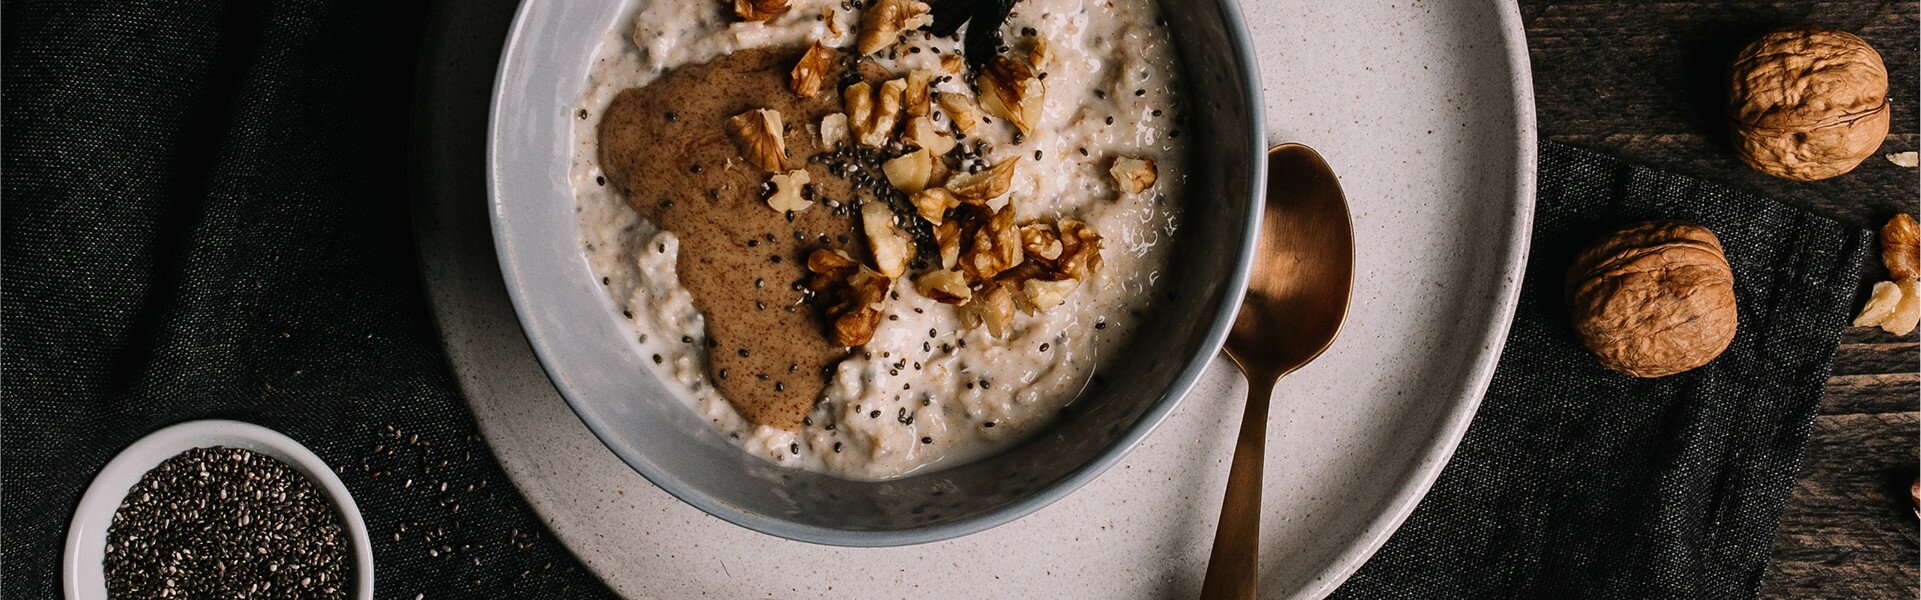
left=1520, top=1, right=1918, bottom=597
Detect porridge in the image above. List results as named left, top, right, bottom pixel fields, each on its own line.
left=573, top=0, right=1186, bottom=480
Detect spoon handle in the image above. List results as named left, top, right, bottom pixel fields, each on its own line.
left=1199, top=374, right=1277, bottom=600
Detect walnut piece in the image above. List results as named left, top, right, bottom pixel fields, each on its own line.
left=946, top=159, right=1016, bottom=202
left=1729, top=26, right=1890, bottom=181
left=1889, top=152, right=1920, bottom=168
left=1882, top=213, right=1919, bottom=279
left=862, top=202, right=914, bottom=278
left=1565, top=221, right=1739, bottom=378
left=911, top=187, right=960, bottom=224
left=976, top=54, right=1045, bottom=135
left=1022, top=278, right=1079, bottom=311
left=1054, top=218, right=1103, bottom=280
left=733, top=0, right=791, bottom=22
left=883, top=148, right=936, bottom=194
left=766, top=169, right=812, bottom=213
left=904, top=69, right=934, bottom=117
left=727, top=108, right=786, bottom=171
left=819, top=113, right=849, bottom=147
left=933, top=218, right=963, bottom=269
left=1109, top=156, right=1157, bottom=195
left=789, top=42, right=835, bottom=99
left=805, top=249, right=890, bottom=347
left=856, top=0, right=929, bottom=55
left=964, top=202, right=1023, bottom=280
left=1019, top=222, right=1063, bottom=260
left=914, top=269, right=972, bottom=305
left=1854, top=278, right=1920, bottom=335
left=845, top=79, right=906, bottom=147
left=902, top=116, right=955, bottom=155
left=937, top=92, right=980, bottom=136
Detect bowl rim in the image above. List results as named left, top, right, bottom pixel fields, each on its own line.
left=485, top=0, right=1266, bottom=547
left=61, top=419, right=375, bottom=600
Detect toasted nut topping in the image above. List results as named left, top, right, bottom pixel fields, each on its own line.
left=902, top=116, right=955, bottom=155
left=790, top=43, right=836, bottom=98
left=806, top=248, right=861, bottom=290
left=727, top=108, right=786, bottom=171
left=1056, top=218, right=1104, bottom=280
left=806, top=249, right=890, bottom=347
left=1882, top=213, right=1919, bottom=279
left=905, top=69, right=934, bottom=117
left=977, top=55, right=1045, bottom=134
left=843, top=82, right=875, bottom=139
left=733, top=0, right=791, bottom=22
left=1855, top=278, right=1920, bottom=335
left=766, top=170, right=812, bottom=213
left=1022, top=278, right=1080, bottom=312
left=1110, top=156, right=1157, bottom=195
left=933, top=219, right=963, bottom=269
left=847, top=79, right=906, bottom=147
left=975, top=282, right=1016, bottom=338
left=940, top=54, right=965, bottom=75
left=883, top=148, right=936, bottom=194
left=937, top=92, right=980, bottom=135
left=964, top=203, right=1022, bottom=280
left=1027, top=38, right=1052, bottom=71
left=911, top=187, right=960, bottom=225
left=824, top=8, right=844, bottom=38
left=915, top=269, right=973, bottom=305
left=1019, top=222, right=1063, bottom=261
left=819, top=113, right=849, bottom=147
left=856, top=0, right=929, bottom=55
left=862, top=202, right=914, bottom=278
left=947, top=159, right=1016, bottom=201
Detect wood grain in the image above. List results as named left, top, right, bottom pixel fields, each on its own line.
left=1520, top=1, right=1918, bottom=597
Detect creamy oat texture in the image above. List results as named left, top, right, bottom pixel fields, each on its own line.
left=573, top=0, right=1186, bottom=480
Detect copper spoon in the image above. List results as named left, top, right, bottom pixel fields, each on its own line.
left=1199, top=143, right=1355, bottom=600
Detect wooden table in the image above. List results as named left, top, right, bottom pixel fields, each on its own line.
left=1520, top=1, right=1918, bottom=597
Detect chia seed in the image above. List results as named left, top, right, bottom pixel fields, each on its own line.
left=104, top=447, right=351, bottom=600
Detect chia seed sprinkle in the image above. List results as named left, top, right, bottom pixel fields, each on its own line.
left=104, top=447, right=350, bottom=600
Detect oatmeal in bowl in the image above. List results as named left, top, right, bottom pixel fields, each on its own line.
left=493, top=0, right=1259, bottom=542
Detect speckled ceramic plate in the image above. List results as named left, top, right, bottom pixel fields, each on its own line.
left=413, top=0, right=1534, bottom=597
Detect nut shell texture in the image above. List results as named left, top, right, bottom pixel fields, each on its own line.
left=1566, top=222, right=1739, bottom=378
left=1728, top=26, right=1890, bottom=181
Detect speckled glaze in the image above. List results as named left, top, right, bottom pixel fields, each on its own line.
left=417, top=0, right=1535, bottom=598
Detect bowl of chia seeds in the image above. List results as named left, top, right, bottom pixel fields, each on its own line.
left=62, top=419, right=373, bottom=600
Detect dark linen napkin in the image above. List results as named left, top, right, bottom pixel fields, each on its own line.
left=1334, top=142, right=1873, bottom=599
left=1, top=1, right=616, bottom=598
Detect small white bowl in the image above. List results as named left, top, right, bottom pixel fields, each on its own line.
left=62, top=419, right=374, bottom=600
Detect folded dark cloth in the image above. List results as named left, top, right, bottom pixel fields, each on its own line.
left=1334, top=142, right=1872, bottom=599
left=1, top=1, right=616, bottom=598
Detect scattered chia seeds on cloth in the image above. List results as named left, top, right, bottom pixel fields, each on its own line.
left=105, top=447, right=350, bottom=599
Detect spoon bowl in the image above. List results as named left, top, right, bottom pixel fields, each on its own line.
left=1200, top=143, right=1355, bottom=599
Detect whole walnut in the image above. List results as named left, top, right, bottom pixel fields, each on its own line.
left=1566, top=222, right=1739, bottom=378
left=1728, top=26, right=1890, bottom=181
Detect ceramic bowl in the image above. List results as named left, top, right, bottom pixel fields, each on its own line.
left=62, top=419, right=374, bottom=599
left=487, top=0, right=1264, bottom=546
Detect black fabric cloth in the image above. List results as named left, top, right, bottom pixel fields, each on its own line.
left=1, top=1, right=616, bottom=598
left=1335, top=142, right=1872, bottom=599
left=1, top=2, right=1871, bottom=598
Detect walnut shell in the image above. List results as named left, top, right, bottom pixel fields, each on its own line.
left=1566, top=221, right=1739, bottom=377
left=1728, top=26, right=1890, bottom=181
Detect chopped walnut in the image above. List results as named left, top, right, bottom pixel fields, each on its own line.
left=843, top=82, right=875, bottom=141
left=862, top=202, right=914, bottom=278
left=732, top=0, right=791, bottom=22
left=905, top=69, right=934, bottom=117
left=856, top=0, right=929, bottom=55
left=937, top=92, right=980, bottom=136
left=975, top=281, right=1017, bottom=338
left=911, top=187, right=960, bottom=224
left=915, top=269, right=972, bottom=305
left=819, top=113, right=849, bottom=147
left=964, top=202, right=1023, bottom=280
left=789, top=42, right=835, bottom=99
left=1110, top=156, right=1157, bottom=195
left=883, top=148, right=936, bottom=194
left=1854, top=278, right=1920, bottom=335
left=765, top=169, right=812, bottom=213
left=933, top=218, right=964, bottom=269
left=947, top=159, right=1016, bottom=202
left=846, top=79, right=906, bottom=147
left=726, top=108, right=786, bottom=171
left=1021, top=278, right=1080, bottom=312
left=902, top=116, right=955, bottom=155
left=977, top=54, right=1045, bottom=135
left=1019, top=222, right=1063, bottom=261
left=806, top=249, right=890, bottom=347
left=1056, top=218, right=1104, bottom=280
left=1027, top=38, right=1052, bottom=71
